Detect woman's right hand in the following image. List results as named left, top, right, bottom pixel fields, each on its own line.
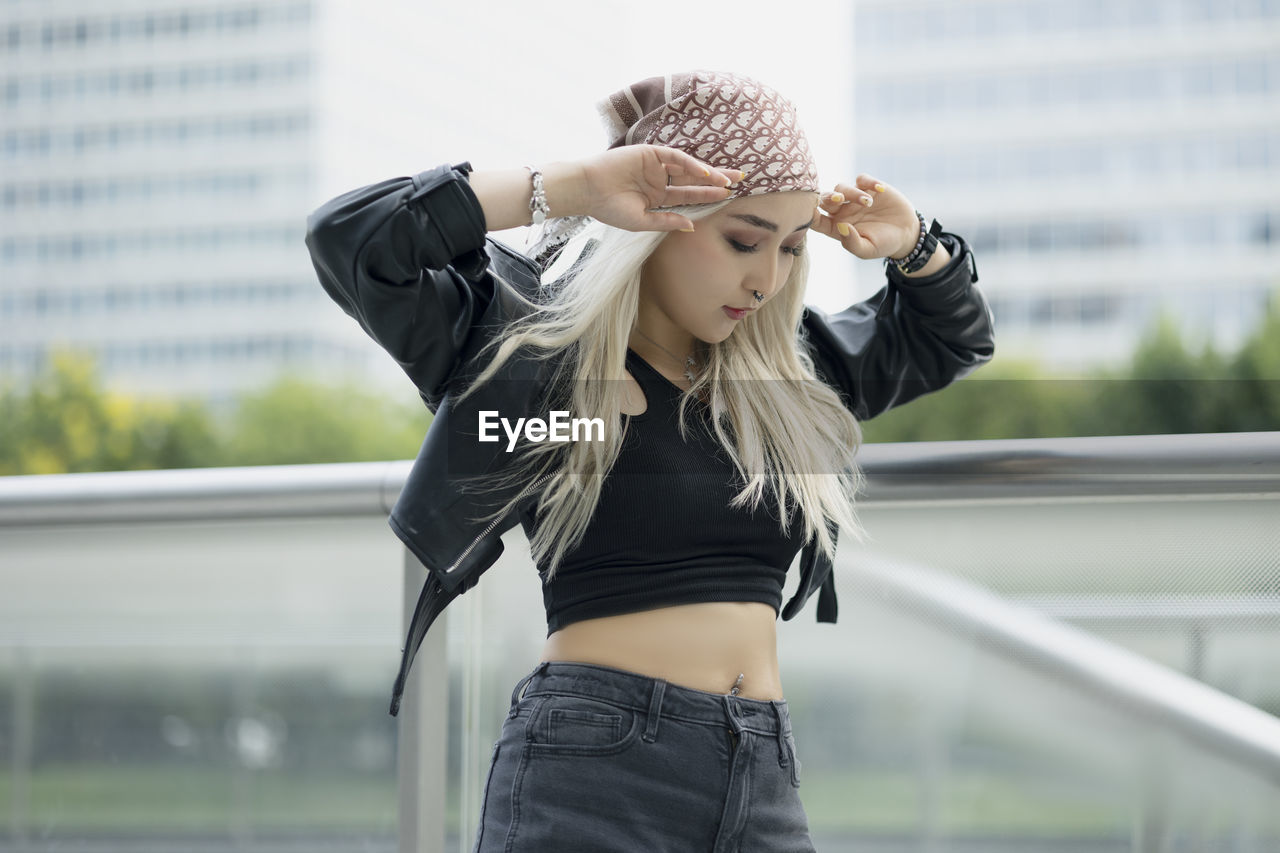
left=575, top=145, right=743, bottom=232
left=469, top=148, right=742, bottom=234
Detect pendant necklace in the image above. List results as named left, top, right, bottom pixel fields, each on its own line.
left=633, top=328, right=698, bottom=384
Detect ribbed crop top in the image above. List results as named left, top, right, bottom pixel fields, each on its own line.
left=519, top=348, right=809, bottom=636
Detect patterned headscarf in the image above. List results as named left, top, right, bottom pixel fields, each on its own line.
left=598, top=70, right=819, bottom=199
left=529, top=70, right=819, bottom=270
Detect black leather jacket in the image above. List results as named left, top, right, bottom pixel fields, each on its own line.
left=304, top=162, right=995, bottom=715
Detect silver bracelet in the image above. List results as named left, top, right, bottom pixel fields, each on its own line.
left=524, top=165, right=551, bottom=226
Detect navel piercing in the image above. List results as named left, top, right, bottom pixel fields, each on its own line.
left=752, top=291, right=764, bottom=303
left=729, top=673, right=744, bottom=696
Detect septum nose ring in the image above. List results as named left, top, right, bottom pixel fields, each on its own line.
left=753, top=290, right=764, bottom=303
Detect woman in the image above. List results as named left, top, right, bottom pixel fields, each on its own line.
left=306, top=70, right=994, bottom=852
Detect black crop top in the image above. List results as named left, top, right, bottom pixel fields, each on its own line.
left=520, top=348, right=809, bottom=635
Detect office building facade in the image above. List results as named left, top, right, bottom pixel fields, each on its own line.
left=853, top=0, right=1279, bottom=370
left=0, top=0, right=439, bottom=408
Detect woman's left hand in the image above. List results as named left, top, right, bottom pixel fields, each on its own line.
left=808, top=175, right=919, bottom=261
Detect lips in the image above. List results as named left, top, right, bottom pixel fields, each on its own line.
left=723, top=306, right=752, bottom=320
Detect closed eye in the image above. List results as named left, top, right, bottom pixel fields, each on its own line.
left=727, top=238, right=805, bottom=257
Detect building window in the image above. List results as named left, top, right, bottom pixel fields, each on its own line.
left=1030, top=296, right=1054, bottom=326
left=1080, top=294, right=1113, bottom=325
left=1252, top=211, right=1275, bottom=244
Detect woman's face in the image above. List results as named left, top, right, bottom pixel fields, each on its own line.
left=637, top=190, right=819, bottom=347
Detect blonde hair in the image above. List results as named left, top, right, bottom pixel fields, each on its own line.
left=458, top=200, right=865, bottom=581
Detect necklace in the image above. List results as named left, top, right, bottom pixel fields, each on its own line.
left=633, top=328, right=698, bottom=383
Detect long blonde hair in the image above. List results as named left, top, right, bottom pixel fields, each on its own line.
left=458, top=200, right=866, bottom=581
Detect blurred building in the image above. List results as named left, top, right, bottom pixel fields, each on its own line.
left=0, top=0, right=438, bottom=410
left=853, top=0, right=1280, bottom=371
left=7, top=1, right=1276, bottom=403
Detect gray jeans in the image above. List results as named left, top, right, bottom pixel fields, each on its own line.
left=472, top=660, right=816, bottom=852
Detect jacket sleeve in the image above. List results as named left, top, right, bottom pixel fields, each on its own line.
left=800, top=232, right=995, bottom=421
left=303, top=161, right=501, bottom=411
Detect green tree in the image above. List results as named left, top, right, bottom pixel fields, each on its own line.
left=4, top=295, right=1277, bottom=475
left=1224, top=294, right=1280, bottom=432
left=218, top=374, right=430, bottom=466
left=0, top=352, right=430, bottom=475
left=864, top=293, right=1280, bottom=442
left=0, top=349, right=221, bottom=475
left=860, top=356, right=1099, bottom=443
left=1090, top=311, right=1237, bottom=437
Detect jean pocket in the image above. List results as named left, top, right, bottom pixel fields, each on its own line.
left=527, top=694, right=639, bottom=755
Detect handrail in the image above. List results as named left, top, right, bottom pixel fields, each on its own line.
left=0, top=460, right=408, bottom=525
left=2, top=431, right=1277, bottom=526
left=858, top=430, right=1280, bottom=502
left=1014, top=595, right=1280, bottom=624
left=853, top=555, right=1280, bottom=783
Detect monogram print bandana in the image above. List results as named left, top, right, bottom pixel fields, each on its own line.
left=596, top=70, right=820, bottom=199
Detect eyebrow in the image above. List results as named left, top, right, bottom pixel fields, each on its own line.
left=728, top=213, right=811, bottom=234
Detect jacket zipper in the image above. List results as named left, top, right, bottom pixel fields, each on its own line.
left=441, top=471, right=553, bottom=574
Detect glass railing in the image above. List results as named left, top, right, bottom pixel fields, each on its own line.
left=0, top=463, right=407, bottom=852
left=2, top=432, right=1278, bottom=852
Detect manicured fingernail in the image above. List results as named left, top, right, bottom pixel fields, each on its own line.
left=680, top=225, right=695, bottom=232
left=861, top=196, right=873, bottom=207
left=874, top=183, right=886, bottom=192
left=737, top=170, right=747, bottom=182
left=702, top=168, right=710, bottom=177
left=829, top=192, right=845, bottom=204
left=836, top=223, right=851, bottom=237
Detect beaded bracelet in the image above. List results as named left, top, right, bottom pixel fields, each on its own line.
left=524, top=165, right=551, bottom=226
left=890, top=209, right=927, bottom=267
left=890, top=211, right=944, bottom=275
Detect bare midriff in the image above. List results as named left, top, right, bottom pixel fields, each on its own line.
left=539, top=601, right=784, bottom=700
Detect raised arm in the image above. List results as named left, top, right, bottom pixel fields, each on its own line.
left=303, top=149, right=739, bottom=408
left=801, top=175, right=995, bottom=420
left=801, top=232, right=993, bottom=420
left=303, top=162, right=508, bottom=410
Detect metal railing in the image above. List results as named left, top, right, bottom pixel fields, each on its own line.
left=853, top=556, right=1280, bottom=780
left=5, top=431, right=1278, bottom=526
left=2, top=431, right=1279, bottom=852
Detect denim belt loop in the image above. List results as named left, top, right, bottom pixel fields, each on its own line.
left=721, top=693, right=743, bottom=735
left=508, top=661, right=549, bottom=718
left=771, top=702, right=789, bottom=766
left=642, top=678, right=667, bottom=743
